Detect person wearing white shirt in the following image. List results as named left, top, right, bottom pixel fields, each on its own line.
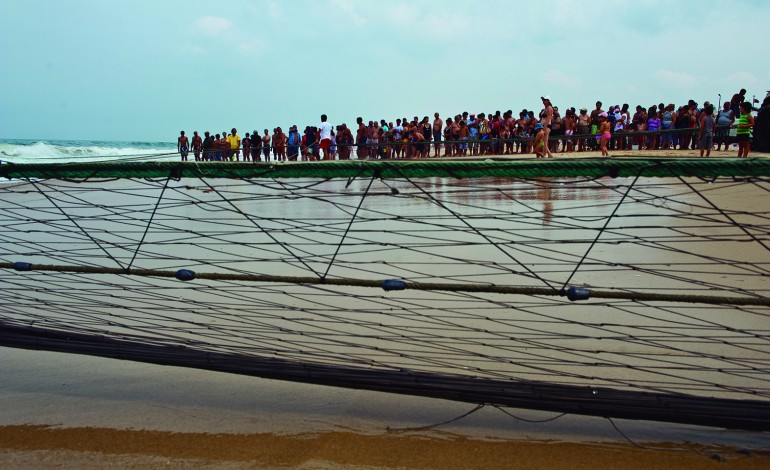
left=319, top=114, right=334, bottom=160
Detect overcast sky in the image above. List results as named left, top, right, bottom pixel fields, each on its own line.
left=1, top=0, right=768, bottom=142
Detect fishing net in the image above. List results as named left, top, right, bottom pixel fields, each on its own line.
left=1, top=158, right=769, bottom=430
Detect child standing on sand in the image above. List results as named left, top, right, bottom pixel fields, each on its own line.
left=736, top=102, right=754, bottom=158
left=533, top=123, right=545, bottom=158
left=598, top=113, right=611, bottom=157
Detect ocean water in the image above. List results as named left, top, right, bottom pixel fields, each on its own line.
left=0, top=139, right=178, bottom=164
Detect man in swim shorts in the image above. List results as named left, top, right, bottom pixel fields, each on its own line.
left=467, top=114, right=479, bottom=155
left=319, top=114, right=333, bottom=160
left=432, top=112, right=443, bottom=157
left=178, top=131, right=189, bottom=161
left=356, top=117, right=367, bottom=159
left=191, top=131, right=202, bottom=161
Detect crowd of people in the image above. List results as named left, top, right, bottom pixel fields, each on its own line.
left=177, top=89, right=762, bottom=162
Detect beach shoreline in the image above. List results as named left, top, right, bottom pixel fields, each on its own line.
left=2, top=347, right=769, bottom=469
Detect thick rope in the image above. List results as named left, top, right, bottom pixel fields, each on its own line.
left=3, top=262, right=769, bottom=307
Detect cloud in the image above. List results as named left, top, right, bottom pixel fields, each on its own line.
left=385, top=3, right=418, bottom=24
left=542, top=69, right=582, bottom=90
left=727, top=71, right=758, bottom=85
left=191, top=15, right=265, bottom=57
left=238, top=38, right=266, bottom=56
left=422, top=13, right=469, bottom=40
left=652, top=69, right=695, bottom=87
left=380, top=3, right=468, bottom=41
left=331, top=0, right=366, bottom=27
left=195, top=16, right=233, bottom=36
left=267, top=2, right=284, bottom=21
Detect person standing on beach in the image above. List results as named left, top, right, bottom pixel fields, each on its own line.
left=598, top=113, right=611, bottom=157
left=533, top=123, right=545, bottom=158
left=731, top=89, right=746, bottom=118
left=736, top=101, right=754, bottom=157
left=467, top=114, right=479, bottom=156
left=715, top=102, right=735, bottom=151
left=356, top=117, right=367, bottom=159
left=286, top=126, right=300, bottom=161
left=589, top=101, right=604, bottom=150
left=698, top=103, right=715, bottom=157
left=178, top=131, right=189, bottom=161
left=191, top=131, right=202, bottom=161
left=392, top=119, right=403, bottom=158
left=541, top=96, right=554, bottom=158
left=222, top=130, right=230, bottom=159
left=251, top=130, right=262, bottom=161
left=338, top=124, right=353, bottom=160
left=262, top=129, right=271, bottom=162
left=226, top=128, right=241, bottom=161
left=432, top=113, right=443, bottom=157
left=242, top=133, right=251, bottom=162
left=576, top=108, right=590, bottom=152
left=202, top=131, right=213, bottom=161
left=319, top=114, right=333, bottom=160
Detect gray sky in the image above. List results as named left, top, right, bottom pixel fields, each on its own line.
left=1, top=0, right=768, bottom=142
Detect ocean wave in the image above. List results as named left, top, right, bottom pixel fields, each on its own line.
left=0, top=140, right=178, bottom=164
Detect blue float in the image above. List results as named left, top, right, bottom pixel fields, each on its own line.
left=566, top=286, right=590, bottom=301
left=13, top=262, right=32, bottom=271
left=382, top=279, right=406, bottom=291
left=175, top=269, right=196, bottom=281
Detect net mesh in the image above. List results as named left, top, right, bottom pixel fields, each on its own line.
left=1, top=158, right=770, bottom=429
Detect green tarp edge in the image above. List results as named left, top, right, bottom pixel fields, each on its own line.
left=2, top=158, right=770, bottom=180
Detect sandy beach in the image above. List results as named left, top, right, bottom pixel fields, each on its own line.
left=1, top=153, right=769, bottom=469
left=2, top=347, right=769, bottom=469
left=426, top=148, right=770, bottom=160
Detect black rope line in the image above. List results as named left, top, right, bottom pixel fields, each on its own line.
left=126, top=173, right=171, bottom=271
left=560, top=169, right=646, bottom=292
left=322, top=173, right=376, bottom=281
left=492, top=405, right=567, bottom=423
left=386, top=404, right=486, bottom=432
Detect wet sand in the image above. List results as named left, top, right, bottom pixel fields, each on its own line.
left=1, top=153, right=769, bottom=468
left=3, top=426, right=768, bottom=469
left=2, top=347, right=769, bottom=469
left=0, top=348, right=770, bottom=469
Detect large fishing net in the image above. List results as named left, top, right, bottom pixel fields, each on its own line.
left=1, top=158, right=769, bottom=430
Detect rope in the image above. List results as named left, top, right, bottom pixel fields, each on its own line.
left=560, top=169, right=644, bottom=291
left=126, top=173, right=171, bottom=271
left=2, top=262, right=769, bottom=306
left=322, top=173, right=376, bottom=280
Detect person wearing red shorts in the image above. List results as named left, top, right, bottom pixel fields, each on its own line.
left=319, top=114, right=334, bottom=160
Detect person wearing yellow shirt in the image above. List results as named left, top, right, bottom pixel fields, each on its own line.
left=226, top=128, right=241, bottom=161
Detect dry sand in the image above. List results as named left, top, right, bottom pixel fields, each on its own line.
left=443, top=148, right=769, bottom=159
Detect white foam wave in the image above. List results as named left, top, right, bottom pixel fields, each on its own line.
left=0, top=141, right=177, bottom=164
